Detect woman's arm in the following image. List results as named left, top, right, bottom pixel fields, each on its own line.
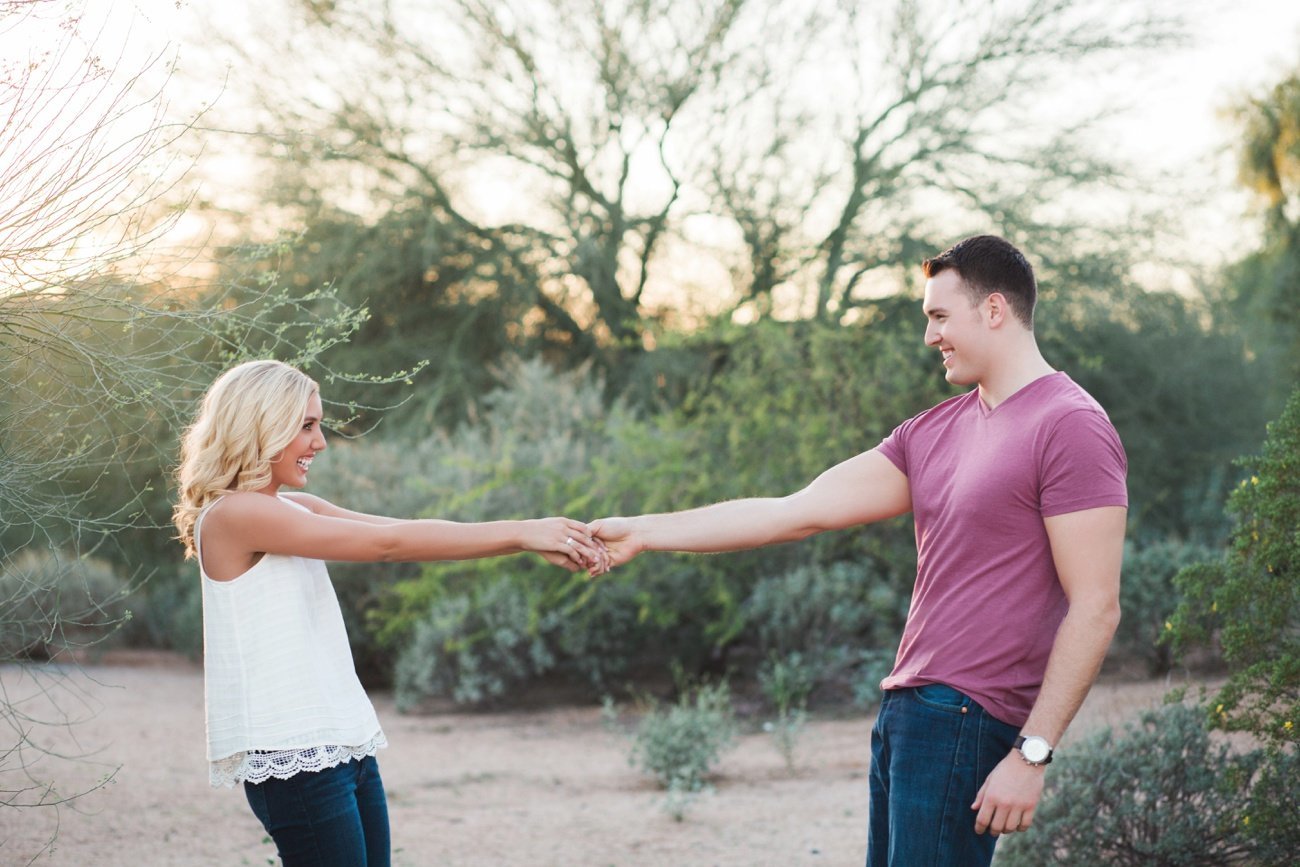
left=201, top=492, right=603, bottom=579
left=280, top=491, right=404, bottom=525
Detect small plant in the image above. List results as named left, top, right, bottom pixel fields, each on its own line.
left=759, top=652, right=814, bottom=771
left=628, top=680, right=737, bottom=820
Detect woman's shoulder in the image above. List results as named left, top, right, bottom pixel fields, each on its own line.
left=205, top=491, right=296, bottom=527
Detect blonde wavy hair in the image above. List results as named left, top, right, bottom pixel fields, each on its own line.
left=173, top=360, right=319, bottom=559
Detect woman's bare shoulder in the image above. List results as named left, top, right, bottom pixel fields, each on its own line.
left=205, top=491, right=294, bottom=527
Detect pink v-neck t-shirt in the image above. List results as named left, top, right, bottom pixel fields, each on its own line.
left=876, top=372, right=1128, bottom=726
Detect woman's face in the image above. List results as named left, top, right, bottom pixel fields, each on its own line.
left=263, top=391, right=326, bottom=493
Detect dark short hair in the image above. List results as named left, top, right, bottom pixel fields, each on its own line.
left=922, top=235, right=1036, bottom=328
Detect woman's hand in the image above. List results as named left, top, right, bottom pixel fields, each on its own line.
left=521, top=518, right=608, bottom=573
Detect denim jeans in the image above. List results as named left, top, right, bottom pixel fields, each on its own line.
left=866, top=683, right=1020, bottom=867
left=244, top=754, right=390, bottom=867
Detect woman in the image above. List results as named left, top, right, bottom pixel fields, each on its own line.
left=173, top=360, right=605, bottom=866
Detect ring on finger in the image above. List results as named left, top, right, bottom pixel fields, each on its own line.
left=565, top=537, right=574, bottom=546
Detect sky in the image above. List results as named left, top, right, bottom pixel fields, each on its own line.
left=1102, top=0, right=1300, bottom=265
left=9, top=0, right=1300, bottom=276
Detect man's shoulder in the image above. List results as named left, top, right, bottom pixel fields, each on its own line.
left=1037, top=374, right=1113, bottom=422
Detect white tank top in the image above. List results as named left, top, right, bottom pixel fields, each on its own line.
left=196, top=495, right=386, bottom=788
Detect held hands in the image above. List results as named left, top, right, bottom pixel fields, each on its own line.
left=524, top=517, right=609, bottom=574
left=585, top=517, right=641, bottom=577
left=971, top=752, right=1046, bottom=837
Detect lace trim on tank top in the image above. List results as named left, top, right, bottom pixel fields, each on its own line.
left=209, top=732, right=388, bottom=788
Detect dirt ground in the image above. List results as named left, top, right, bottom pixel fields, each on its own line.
left=0, top=653, right=1184, bottom=866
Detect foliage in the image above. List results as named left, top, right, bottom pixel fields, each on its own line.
left=1245, top=748, right=1300, bottom=864
left=362, top=357, right=670, bottom=702
left=1169, top=387, right=1300, bottom=750
left=997, top=700, right=1260, bottom=867
left=758, top=652, right=814, bottom=771
left=0, top=549, right=131, bottom=662
left=1223, top=65, right=1300, bottom=398
left=849, top=649, right=898, bottom=712
left=744, top=558, right=907, bottom=697
left=626, top=680, right=737, bottom=820
left=394, top=575, right=560, bottom=708
left=1112, top=538, right=1215, bottom=675
left=1038, top=286, right=1270, bottom=541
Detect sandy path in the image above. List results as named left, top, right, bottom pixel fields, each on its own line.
left=0, top=655, right=1177, bottom=866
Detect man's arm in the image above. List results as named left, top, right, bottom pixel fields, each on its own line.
left=589, top=449, right=911, bottom=570
left=971, top=505, right=1126, bottom=836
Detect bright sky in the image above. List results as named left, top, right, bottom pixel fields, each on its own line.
left=9, top=0, right=1300, bottom=275
left=1099, top=0, right=1300, bottom=265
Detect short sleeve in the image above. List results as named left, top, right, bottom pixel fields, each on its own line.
left=1039, top=409, right=1128, bottom=517
left=877, top=418, right=913, bottom=477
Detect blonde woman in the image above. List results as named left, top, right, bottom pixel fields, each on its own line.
left=174, top=360, right=605, bottom=866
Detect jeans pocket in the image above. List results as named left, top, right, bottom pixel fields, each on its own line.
left=912, top=682, right=970, bottom=712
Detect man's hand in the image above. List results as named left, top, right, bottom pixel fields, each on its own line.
left=587, top=517, right=641, bottom=574
left=971, top=752, right=1046, bottom=836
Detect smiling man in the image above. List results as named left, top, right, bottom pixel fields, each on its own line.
left=591, top=235, right=1128, bottom=866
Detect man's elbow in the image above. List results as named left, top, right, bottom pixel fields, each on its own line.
left=1091, top=595, right=1122, bottom=638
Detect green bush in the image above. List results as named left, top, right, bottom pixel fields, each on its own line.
left=394, top=574, right=560, bottom=709
left=997, top=700, right=1261, bottom=867
left=1170, top=386, right=1300, bottom=749
left=377, top=357, right=674, bottom=703
left=744, top=559, right=906, bottom=697
left=1112, top=538, right=1215, bottom=675
left=124, top=569, right=203, bottom=659
left=1245, top=747, right=1300, bottom=864
left=849, top=648, right=897, bottom=711
left=627, top=681, right=737, bottom=820
left=0, top=549, right=131, bottom=661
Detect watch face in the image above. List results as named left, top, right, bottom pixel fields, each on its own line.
left=1021, top=737, right=1050, bottom=763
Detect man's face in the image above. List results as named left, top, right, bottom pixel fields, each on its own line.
left=923, top=269, right=988, bottom=387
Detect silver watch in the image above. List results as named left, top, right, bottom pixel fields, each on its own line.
left=1014, top=734, right=1054, bottom=765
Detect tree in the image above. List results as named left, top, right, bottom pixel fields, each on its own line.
left=196, top=0, right=1182, bottom=378
left=1220, top=66, right=1300, bottom=401
left=0, top=2, right=384, bottom=847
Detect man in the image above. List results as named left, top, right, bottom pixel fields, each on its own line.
left=590, top=235, right=1127, bottom=866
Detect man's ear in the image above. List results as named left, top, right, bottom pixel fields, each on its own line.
left=985, top=292, right=1009, bottom=328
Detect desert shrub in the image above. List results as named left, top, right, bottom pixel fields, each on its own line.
left=378, top=357, right=680, bottom=703
left=744, top=559, right=906, bottom=697
left=849, top=649, right=898, bottom=711
left=627, top=680, right=737, bottom=820
left=1245, top=747, right=1300, bottom=864
left=394, top=574, right=561, bottom=709
left=123, top=569, right=203, bottom=659
left=1170, top=386, right=1300, bottom=749
left=1111, top=538, right=1215, bottom=674
left=997, top=700, right=1259, bottom=866
left=0, top=549, right=131, bottom=661
left=759, top=652, right=815, bottom=770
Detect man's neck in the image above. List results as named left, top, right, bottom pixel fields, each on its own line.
left=977, top=341, right=1055, bottom=409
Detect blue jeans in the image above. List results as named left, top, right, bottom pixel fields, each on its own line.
left=866, top=683, right=1020, bottom=867
left=244, top=754, right=390, bottom=867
